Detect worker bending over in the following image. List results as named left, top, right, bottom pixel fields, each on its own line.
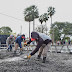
left=14, top=34, right=25, bottom=55
left=6, top=35, right=15, bottom=51
left=27, top=31, right=52, bottom=63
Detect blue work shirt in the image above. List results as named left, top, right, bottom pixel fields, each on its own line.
left=15, top=36, right=23, bottom=48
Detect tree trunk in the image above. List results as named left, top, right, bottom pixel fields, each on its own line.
left=45, top=22, right=47, bottom=35
left=42, top=24, right=43, bottom=33
left=33, top=19, right=35, bottom=31
left=29, top=22, right=30, bottom=39
left=51, top=16, right=52, bottom=26
left=51, top=16, right=54, bottom=45
left=53, top=28, right=54, bottom=44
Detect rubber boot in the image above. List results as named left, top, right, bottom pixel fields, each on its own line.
left=37, top=55, right=41, bottom=59
left=42, top=57, right=46, bottom=63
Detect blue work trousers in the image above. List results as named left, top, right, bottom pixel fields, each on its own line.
left=8, top=44, right=12, bottom=50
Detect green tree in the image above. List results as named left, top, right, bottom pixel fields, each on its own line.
left=47, top=6, right=55, bottom=26
left=50, top=27, right=61, bottom=42
left=47, top=6, right=55, bottom=44
left=30, top=5, right=39, bottom=31
left=43, top=13, right=49, bottom=23
left=50, top=22, right=72, bottom=42
left=0, top=26, right=12, bottom=35
left=24, top=5, right=39, bottom=38
left=43, top=13, right=49, bottom=34
left=39, top=14, right=44, bottom=33
left=24, top=7, right=34, bottom=38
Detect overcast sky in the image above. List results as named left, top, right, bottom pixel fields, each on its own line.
left=0, top=0, right=72, bottom=37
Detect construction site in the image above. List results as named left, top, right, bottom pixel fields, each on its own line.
left=0, top=0, right=72, bottom=72
left=0, top=45, right=72, bottom=72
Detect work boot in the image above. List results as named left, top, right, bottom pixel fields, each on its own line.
left=10, top=49, right=12, bottom=51
left=7, top=49, right=9, bottom=52
left=37, top=55, right=41, bottom=59
left=20, top=50, right=23, bottom=55
left=14, top=50, right=16, bottom=55
left=42, top=57, right=46, bottom=63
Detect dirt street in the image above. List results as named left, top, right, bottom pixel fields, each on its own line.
left=0, top=47, right=72, bottom=72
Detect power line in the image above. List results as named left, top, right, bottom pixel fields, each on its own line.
left=0, top=12, right=24, bottom=21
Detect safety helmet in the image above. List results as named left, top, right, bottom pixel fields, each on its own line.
left=10, top=35, right=13, bottom=38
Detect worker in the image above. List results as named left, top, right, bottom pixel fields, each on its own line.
left=27, top=31, right=52, bottom=63
left=14, top=34, right=25, bottom=55
left=6, top=35, right=15, bottom=51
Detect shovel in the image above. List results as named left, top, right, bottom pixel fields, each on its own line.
left=23, top=46, right=29, bottom=59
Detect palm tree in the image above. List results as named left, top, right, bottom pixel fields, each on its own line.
left=24, top=7, right=34, bottom=39
left=47, top=6, right=55, bottom=44
left=47, top=6, right=55, bottom=26
left=29, top=5, right=39, bottom=31
left=43, top=13, right=49, bottom=34
left=39, top=14, right=44, bottom=33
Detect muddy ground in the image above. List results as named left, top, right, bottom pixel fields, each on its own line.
left=0, top=47, right=72, bottom=72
